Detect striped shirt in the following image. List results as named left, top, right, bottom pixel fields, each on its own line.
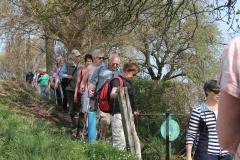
left=186, top=103, right=230, bottom=155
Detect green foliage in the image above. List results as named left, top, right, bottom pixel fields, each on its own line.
left=134, top=79, right=191, bottom=113
left=0, top=108, right=137, bottom=160
left=133, top=79, right=190, bottom=158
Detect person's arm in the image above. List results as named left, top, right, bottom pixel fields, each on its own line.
left=88, top=66, right=102, bottom=96
left=110, top=78, right=120, bottom=99
left=59, top=64, right=69, bottom=79
left=131, top=96, right=139, bottom=116
left=186, top=108, right=200, bottom=160
left=217, top=37, right=240, bottom=155
left=110, top=87, right=118, bottom=99
left=186, top=145, right=193, bottom=160
left=74, top=69, right=82, bottom=102
left=80, top=68, right=90, bottom=93
left=89, top=65, right=101, bottom=87
left=217, top=91, right=240, bottom=153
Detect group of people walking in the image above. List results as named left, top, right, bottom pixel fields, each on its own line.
left=25, top=38, right=240, bottom=159
left=26, top=48, right=141, bottom=151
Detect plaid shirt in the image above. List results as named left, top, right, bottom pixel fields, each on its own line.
left=218, top=37, right=240, bottom=99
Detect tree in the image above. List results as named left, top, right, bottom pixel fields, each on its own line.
left=0, top=0, right=237, bottom=80
left=118, top=1, right=221, bottom=84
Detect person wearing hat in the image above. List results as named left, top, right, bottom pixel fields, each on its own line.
left=186, top=80, right=232, bottom=160
left=109, top=62, right=141, bottom=150
left=217, top=37, right=240, bottom=160
left=59, top=49, right=81, bottom=128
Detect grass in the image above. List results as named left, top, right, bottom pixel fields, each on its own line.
left=0, top=81, right=137, bottom=160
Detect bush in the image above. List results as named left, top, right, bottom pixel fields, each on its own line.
left=133, top=79, right=191, bottom=158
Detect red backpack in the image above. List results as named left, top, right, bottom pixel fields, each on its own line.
left=98, top=76, right=124, bottom=113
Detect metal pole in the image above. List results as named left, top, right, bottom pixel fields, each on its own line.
left=166, top=113, right=170, bottom=160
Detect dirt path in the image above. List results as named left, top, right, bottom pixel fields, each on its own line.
left=0, top=81, right=78, bottom=137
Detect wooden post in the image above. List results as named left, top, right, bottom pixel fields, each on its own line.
left=118, top=87, right=134, bottom=151
left=118, top=87, right=142, bottom=160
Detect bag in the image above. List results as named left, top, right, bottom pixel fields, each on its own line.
left=60, top=63, right=78, bottom=87
left=98, top=76, right=124, bottom=113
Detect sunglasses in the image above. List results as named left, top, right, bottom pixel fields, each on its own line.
left=97, top=57, right=104, bottom=60
left=211, top=89, right=220, bottom=94
left=112, top=63, right=119, bottom=67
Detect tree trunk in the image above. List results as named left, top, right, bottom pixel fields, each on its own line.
left=45, top=28, right=54, bottom=73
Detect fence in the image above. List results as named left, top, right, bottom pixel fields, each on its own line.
left=134, top=112, right=190, bottom=160
left=118, top=87, right=190, bottom=160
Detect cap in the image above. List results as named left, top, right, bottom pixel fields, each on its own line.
left=71, top=49, right=81, bottom=57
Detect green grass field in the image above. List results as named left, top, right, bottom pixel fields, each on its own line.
left=0, top=81, right=137, bottom=160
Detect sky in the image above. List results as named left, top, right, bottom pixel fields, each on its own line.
left=218, top=1, right=240, bottom=43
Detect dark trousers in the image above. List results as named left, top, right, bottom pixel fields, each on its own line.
left=66, top=90, right=80, bottom=116
left=194, top=152, right=232, bottom=160
left=55, top=87, right=62, bottom=106
left=61, top=81, right=68, bottom=110
left=66, top=90, right=80, bottom=128
left=89, top=96, right=98, bottom=112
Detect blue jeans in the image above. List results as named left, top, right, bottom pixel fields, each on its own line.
left=40, top=85, right=48, bottom=97
left=194, top=152, right=232, bottom=160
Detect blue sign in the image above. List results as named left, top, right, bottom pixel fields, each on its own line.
left=160, top=117, right=180, bottom=142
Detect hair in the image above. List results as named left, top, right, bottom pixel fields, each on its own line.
left=123, top=62, right=141, bottom=74
left=108, top=53, right=120, bottom=63
left=203, top=79, right=220, bottom=97
left=84, top=54, right=93, bottom=62
left=91, top=49, right=103, bottom=59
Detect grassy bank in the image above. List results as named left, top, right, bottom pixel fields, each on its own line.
left=0, top=81, right=137, bottom=160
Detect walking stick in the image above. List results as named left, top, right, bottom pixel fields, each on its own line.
left=76, top=95, right=84, bottom=138
left=54, top=88, right=58, bottom=105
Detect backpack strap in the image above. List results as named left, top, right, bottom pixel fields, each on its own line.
left=95, top=64, right=105, bottom=93
left=115, top=76, right=124, bottom=87
left=110, top=75, right=124, bottom=115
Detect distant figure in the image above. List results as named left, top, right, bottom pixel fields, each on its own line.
left=39, top=69, right=50, bottom=97
left=59, top=49, right=81, bottom=128
left=74, top=54, right=93, bottom=138
left=217, top=37, right=240, bottom=160
left=109, top=62, right=140, bottom=150
left=59, top=50, right=80, bottom=112
left=33, top=68, right=43, bottom=94
left=25, top=71, right=34, bottom=89
left=186, top=80, right=232, bottom=160
left=80, top=49, right=104, bottom=110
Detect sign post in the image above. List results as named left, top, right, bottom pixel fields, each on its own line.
left=166, top=113, right=170, bottom=160
left=160, top=113, right=180, bottom=160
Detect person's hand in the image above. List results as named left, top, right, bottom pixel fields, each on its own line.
left=74, top=93, right=78, bottom=102
left=186, top=154, right=192, bottom=160
left=186, top=157, right=192, bottom=160
left=133, top=111, right=140, bottom=116
left=89, top=89, right=95, bottom=97
left=80, top=87, right=85, bottom=94
left=67, top=75, right=73, bottom=79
